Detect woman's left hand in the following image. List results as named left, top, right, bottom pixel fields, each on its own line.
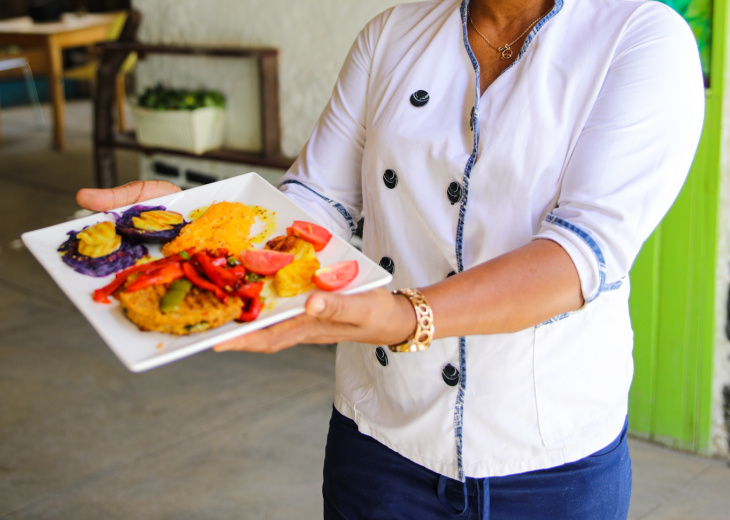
left=213, top=288, right=416, bottom=354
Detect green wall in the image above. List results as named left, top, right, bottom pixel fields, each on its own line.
left=628, top=0, right=726, bottom=453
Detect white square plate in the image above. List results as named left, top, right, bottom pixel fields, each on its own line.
left=22, top=173, right=391, bottom=372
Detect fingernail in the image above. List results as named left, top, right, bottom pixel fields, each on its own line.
left=310, top=297, right=325, bottom=315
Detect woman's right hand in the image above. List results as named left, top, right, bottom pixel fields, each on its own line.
left=76, top=180, right=182, bottom=212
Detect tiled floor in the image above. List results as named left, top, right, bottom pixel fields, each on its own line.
left=1, top=101, right=729, bottom=519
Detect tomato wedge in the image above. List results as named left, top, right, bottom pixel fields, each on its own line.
left=238, top=249, right=295, bottom=275
left=312, top=260, right=359, bottom=291
left=286, top=220, right=332, bottom=252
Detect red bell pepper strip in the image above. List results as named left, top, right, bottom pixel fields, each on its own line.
left=126, top=262, right=184, bottom=293
left=194, top=251, right=242, bottom=291
left=211, top=256, right=227, bottom=267
left=237, top=296, right=263, bottom=322
left=92, top=250, right=195, bottom=304
left=182, top=261, right=228, bottom=302
left=193, top=252, right=225, bottom=287
left=235, top=281, right=264, bottom=300
left=228, top=265, right=247, bottom=278
left=93, top=274, right=129, bottom=303
left=92, top=256, right=181, bottom=303
left=215, top=265, right=241, bottom=288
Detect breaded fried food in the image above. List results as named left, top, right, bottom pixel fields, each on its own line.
left=119, top=284, right=243, bottom=335
left=162, top=201, right=255, bottom=257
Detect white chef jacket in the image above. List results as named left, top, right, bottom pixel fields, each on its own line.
left=278, top=0, right=704, bottom=480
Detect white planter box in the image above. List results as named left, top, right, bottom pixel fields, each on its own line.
left=131, top=105, right=226, bottom=154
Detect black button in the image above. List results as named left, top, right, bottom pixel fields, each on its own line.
left=383, top=169, right=398, bottom=189
left=375, top=347, right=389, bottom=366
left=410, top=90, right=429, bottom=107
left=442, top=364, right=460, bottom=386
left=446, top=270, right=456, bottom=278
left=379, top=257, right=395, bottom=275
left=447, top=182, right=462, bottom=205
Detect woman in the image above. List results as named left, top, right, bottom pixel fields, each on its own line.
left=78, top=0, right=704, bottom=517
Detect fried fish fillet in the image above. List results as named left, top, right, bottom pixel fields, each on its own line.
left=119, top=284, right=242, bottom=335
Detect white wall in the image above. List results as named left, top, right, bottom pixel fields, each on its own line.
left=131, top=0, right=412, bottom=183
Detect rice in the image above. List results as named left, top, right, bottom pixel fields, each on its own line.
left=161, top=201, right=255, bottom=256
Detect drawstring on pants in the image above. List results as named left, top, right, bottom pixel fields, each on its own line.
left=437, top=474, right=488, bottom=517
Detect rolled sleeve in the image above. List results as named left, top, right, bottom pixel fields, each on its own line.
left=534, top=4, right=705, bottom=302
left=277, top=10, right=391, bottom=240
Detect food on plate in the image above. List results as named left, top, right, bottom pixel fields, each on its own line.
left=74, top=204, right=356, bottom=334
left=313, top=260, right=359, bottom=291
left=76, top=221, right=121, bottom=258
left=132, top=210, right=183, bottom=231
left=238, top=248, right=294, bottom=275
left=119, top=282, right=244, bottom=335
left=286, top=220, right=332, bottom=252
left=112, top=205, right=186, bottom=243
left=266, top=236, right=320, bottom=298
left=159, top=279, right=193, bottom=313
left=58, top=222, right=148, bottom=278
left=92, top=253, right=190, bottom=303
left=161, top=201, right=255, bottom=256
left=96, top=249, right=265, bottom=334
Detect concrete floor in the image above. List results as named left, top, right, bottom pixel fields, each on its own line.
left=1, top=101, right=730, bottom=519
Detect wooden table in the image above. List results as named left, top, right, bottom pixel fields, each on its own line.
left=0, top=12, right=119, bottom=150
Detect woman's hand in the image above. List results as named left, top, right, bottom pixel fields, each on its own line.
left=214, top=288, right=417, bottom=354
left=213, top=240, right=583, bottom=354
left=76, top=180, right=182, bottom=212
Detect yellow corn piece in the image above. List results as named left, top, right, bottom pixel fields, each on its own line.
left=132, top=216, right=173, bottom=232
left=77, top=221, right=117, bottom=246
left=78, top=233, right=122, bottom=258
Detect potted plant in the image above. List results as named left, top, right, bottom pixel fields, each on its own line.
left=132, top=84, right=226, bottom=154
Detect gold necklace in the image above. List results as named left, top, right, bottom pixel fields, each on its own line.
left=467, top=4, right=553, bottom=60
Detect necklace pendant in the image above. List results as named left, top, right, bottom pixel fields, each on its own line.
left=499, top=44, right=513, bottom=60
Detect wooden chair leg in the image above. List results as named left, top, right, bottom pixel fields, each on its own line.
left=115, top=74, right=127, bottom=132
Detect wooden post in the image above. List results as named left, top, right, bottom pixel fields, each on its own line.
left=259, top=52, right=281, bottom=157
left=93, top=10, right=141, bottom=188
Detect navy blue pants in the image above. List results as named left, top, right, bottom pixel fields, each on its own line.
left=323, top=408, right=631, bottom=519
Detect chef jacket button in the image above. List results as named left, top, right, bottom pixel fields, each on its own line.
left=383, top=169, right=399, bottom=189
left=410, top=90, right=429, bottom=107
left=442, top=364, right=460, bottom=386
left=375, top=347, right=389, bottom=367
left=447, top=182, right=462, bottom=205
left=379, top=256, right=395, bottom=275
left=446, top=270, right=456, bottom=278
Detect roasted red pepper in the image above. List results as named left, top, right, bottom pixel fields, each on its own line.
left=215, top=265, right=241, bottom=288
left=126, top=262, right=184, bottom=292
left=92, top=274, right=129, bottom=303
left=237, top=296, right=262, bottom=322
left=235, top=281, right=264, bottom=300
left=193, top=252, right=225, bottom=287
left=182, top=261, right=228, bottom=302
left=228, top=265, right=247, bottom=278
left=211, top=256, right=227, bottom=267
left=194, top=251, right=243, bottom=291
left=93, top=254, right=186, bottom=303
